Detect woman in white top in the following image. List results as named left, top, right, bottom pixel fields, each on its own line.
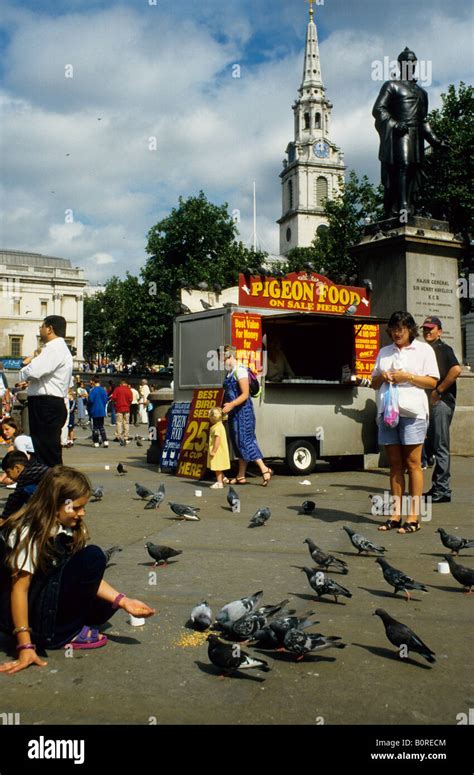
left=371, top=311, right=439, bottom=534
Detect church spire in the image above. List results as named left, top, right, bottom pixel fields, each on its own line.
left=300, top=0, right=323, bottom=92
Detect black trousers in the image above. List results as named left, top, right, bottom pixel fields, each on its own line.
left=92, top=416, right=108, bottom=443
left=28, top=396, right=67, bottom=467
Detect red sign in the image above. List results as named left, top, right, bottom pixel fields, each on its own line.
left=176, top=388, right=224, bottom=480
left=354, top=323, right=380, bottom=378
left=231, top=313, right=263, bottom=373
left=238, top=272, right=370, bottom=316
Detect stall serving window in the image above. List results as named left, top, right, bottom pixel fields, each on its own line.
left=262, top=314, right=357, bottom=384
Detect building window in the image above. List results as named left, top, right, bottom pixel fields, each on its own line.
left=40, top=300, right=48, bottom=317
left=316, top=177, right=328, bottom=207
left=9, top=336, right=22, bottom=357
left=315, top=112, right=321, bottom=129
left=288, top=180, right=293, bottom=209
left=304, top=112, right=310, bottom=129
left=286, top=228, right=292, bottom=243
left=13, top=299, right=20, bottom=315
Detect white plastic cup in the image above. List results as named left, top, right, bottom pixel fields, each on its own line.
left=437, top=561, right=450, bottom=574
left=105, top=465, right=110, bottom=470
left=129, top=615, right=145, bottom=626
left=195, top=490, right=202, bottom=497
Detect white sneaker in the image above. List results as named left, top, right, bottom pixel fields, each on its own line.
left=6, top=483, right=17, bottom=489
left=103, top=441, right=109, bottom=448
left=210, top=482, right=223, bottom=489
left=94, top=443, right=99, bottom=448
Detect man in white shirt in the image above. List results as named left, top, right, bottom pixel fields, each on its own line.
left=18, top=316, right=73, bottom=467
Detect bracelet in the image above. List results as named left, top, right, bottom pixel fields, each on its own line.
left=12, top=626, right=31, bottom=635
left=112, top=593, right=126, bottom=610
left=16, top=643, right=36, bottom=652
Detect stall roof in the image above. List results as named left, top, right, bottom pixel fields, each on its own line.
left=175, top=305, right=388, bottom=325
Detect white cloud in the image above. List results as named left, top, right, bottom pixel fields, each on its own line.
left=1, top=5, right=471, bottom=279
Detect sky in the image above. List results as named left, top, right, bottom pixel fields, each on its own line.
left=0, top=0, right=472, bottom=284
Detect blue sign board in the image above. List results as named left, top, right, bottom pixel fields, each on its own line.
left=160, top=401, right=191, bottom=472
left=1, top=358, right=23, bottom=370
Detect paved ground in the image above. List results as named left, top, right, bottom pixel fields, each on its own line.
left=0, top=426, right=473, bottom=726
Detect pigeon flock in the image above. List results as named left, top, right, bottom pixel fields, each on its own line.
left=88, top=473, right=472, bottom=679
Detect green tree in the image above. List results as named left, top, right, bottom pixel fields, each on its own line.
left=421, top=82, right=473, bottom=236
left=284, top=172, right=384, bottom=282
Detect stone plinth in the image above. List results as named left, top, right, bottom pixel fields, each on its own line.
left=351, top=218, right=465, bottom=360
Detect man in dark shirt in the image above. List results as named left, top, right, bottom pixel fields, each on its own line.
left=0, top=451, right=50, bottom=522
left=422, top=317, right=461, bottom=503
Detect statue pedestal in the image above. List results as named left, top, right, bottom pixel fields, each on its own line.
left=350, top=217, right=464, bottom=359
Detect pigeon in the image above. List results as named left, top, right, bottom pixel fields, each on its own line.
left=216, top=591, right=263, bottom=625
left=227, top=486, right=240, bottom=513
left=144, top=484, right=165, bottom=510
left=169, top=502, right=200, bottom=521
left=135, top=482, right=154, bottom=499
left=373, top=609, right=436, bottom=663
left=190, top=601, right=213, bottom=631
left=252, top=612, right=318, bottom=649
left=301, top=567, right=352, bottom=603
left=117, top=462, right=127, bottom=475
left=200, top=299, right=212, bottom=310
left=301, top=500, right=316, bottom=514
left=120, top=438, right=126, bottom=447
left=437, top=528, right=474, bottom=556
left=145, top=542, right=182, bottom=567
left=249, top=507, right=271, bottom=528
left=444, top=555, right=474, bottom=593
left=304, top=538, right=348, bottom=574
left=207, top=635, right=270, bottom=675
left=91, top=486, right=104, bottom=501
left=342, top=526, right=386, bottom=555
left=376, top=558, right=428, bottom=600
left=219, top=599, right=289, bottom=641
left=103, top=545, right=122, bottom=565
left=177, top=303, right=191, bottom=315
left=283, top=629, right=346, bottom=661
left=197, top=281, right=209, bottom=291
left=136, top=438, right=143, bottom=447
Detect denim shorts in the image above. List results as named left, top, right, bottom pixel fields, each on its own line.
left=377, top=415, right=428, bottom=446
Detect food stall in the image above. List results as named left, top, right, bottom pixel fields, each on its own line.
left=172, top=271, right=387, bottom=474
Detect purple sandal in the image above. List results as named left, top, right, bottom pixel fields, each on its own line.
left=66, top=626, right=108, bottom=650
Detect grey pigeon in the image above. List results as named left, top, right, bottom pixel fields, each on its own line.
left=301, top=567, right=352, bottom=603
left=117, top=462, right=127, bottom=475
left=283, top=629, right=346, bottom=660
left=144, top=484, right=165, bottom=510
left=220, top=599, right=289, bottom=641
left=249, top=507, right=271, bottom=528
left=190, top=601, right=213, bottom=631
left=437, top=528, right=474, bottom=556
left=145, top=542, right=182, bottom=567
left=200, top=299, right=212, bottom=310
left=301, top=501, right=316, bottom=514
left=135, top=482, right=154, bottom=499
left=120, top=438, right=126, bottom=447
left=252, top=611, right=318, bottom=649
left=343, top=526, right=386, bottom=555
left=444, top=555, right=474, bottom=593
left=136, top=436, right=143, bottom=447
left=376, top=558, right=428, bottom=601
left=169, top=502, right=200, bottom=521
left=103, top=545, right=122, bottom=565
left=304, top=538, right=348, bottom=574
left=373, top=609, right=436, bottom=663
left=207, top=634, right=270, bottom=675
left=227, top=486, right=240, bottom=513
left=216, top=590, right=263, bottom=625
left=91, top=486, right=104, bottom=501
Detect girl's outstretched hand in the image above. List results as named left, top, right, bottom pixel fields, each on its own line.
left=0, top=650, right=48, bottom=674
left=121, top=598, right=155, bottom=618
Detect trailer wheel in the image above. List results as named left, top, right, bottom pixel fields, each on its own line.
left=286, top=440, right=317, bottom=475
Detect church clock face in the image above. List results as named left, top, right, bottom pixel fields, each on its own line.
left=313, top=140, right=329, bottom=158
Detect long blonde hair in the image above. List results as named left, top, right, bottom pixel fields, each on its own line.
left=3, top=466, right=91, bottom=575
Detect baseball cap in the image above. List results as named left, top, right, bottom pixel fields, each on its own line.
left=423, top=316, right=442, bottom=329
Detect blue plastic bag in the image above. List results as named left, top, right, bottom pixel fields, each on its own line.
left=383, top=383, right=400, bottom=428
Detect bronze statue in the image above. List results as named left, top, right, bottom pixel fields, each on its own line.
left=373, top=47, right=448, bottom=219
